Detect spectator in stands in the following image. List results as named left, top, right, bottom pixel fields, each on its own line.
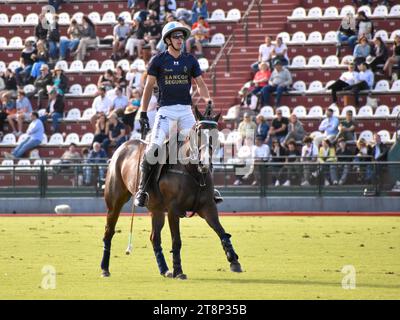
left=30, top=41, right=49, bottom=79
left=47, top=14, right=61, bottom=62
left=371, top=132, right=388, bottom=162
left=98, top=69, right=115, bottom=92
left=249, top=135, right=271, bottom=185
left=114, top=66, right=128, bottom=91
left=0, top=94, right=16, bottom=140
left=271, top=36, right=289, bottom=67
left=7, top=90, right=32, bottom=137
left=84, top=141, right=108, bottom=185
left=260, top=60, right=292, bottom=108
left=353, top=137, right=373, bottom=183
left=267, top=108, right=289, bottom=145
left=191, top=0, right=208, bottom=25
left=316, top=107, right=339, bottom=145
left=284, top=113, right=305, bottom=145
left=343, top=62, right=374, bottom=107
left=111, top=86, right=129, bottom=116
left=126, top=63, right=145, bottom=96
left=15, top=40, right=37, bottom=87
left=233, top=137, right=256, bottom=186
left=238, top=112, right=257, bottom=147
left=248, top=62, right=271, bottom=110
left=112, top=17, right=131, bottom=61
left=336, top=12, right=357, bottom=56
left=143, top=15, right=162, bottom=55
left=353, top=36, right=371, bottom=67
left=59, top=19, right=82, bottom=60
left=73, top=16, right=97, bottom=61
left=300, top=135, right=318, bottom=186
left=147, top=0, right=161, bottom=20
left=91, top=86, right=113, bottom=128
left=334, top=137, right=353, bottom=185
left=270, top=138, right=286, bottom=186
left=251, top=36, right=275, bottom=71
left=102, top=112, right=127, bottom=155
left=355, top=11, right=374, bottom=41
left=383, top=34, right=400, bottom=81
left=125, top=16, right=146, bottom=60
left=367, top=36, right=388, bottom=73
left=0, top=69, right=17, bottom=99
left=52, top=65, right=68, bottom=96
left=337, top=110, right=356, bottom=142
left=318, top=138, right=337, bottom=186
left=32, top=64, right=53, bottom=110
left=48, top=0, right=64, bottom=11
left=53, top=142, right=82, bottom=174
left=4, top=112, right=44, bottom=159
left=327, top=63, right=358, bottom=105
left=93, top=113, right=109, bottom=145
left=39, top=86, right=64, bottom=133
left=255, top=115, right=269, bottom=142
left=187, top=16, right=210, bottom=57
left=35, top=13, right=49, bottom=42
left=280, top=139, right=300, bottom=186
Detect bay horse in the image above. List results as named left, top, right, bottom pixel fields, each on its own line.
left=100, top=106, right=242, bottom=279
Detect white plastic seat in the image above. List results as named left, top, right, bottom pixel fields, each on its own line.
left=289, top=31, right=306, bottom=44
left=82, top=108, right=95, bottom=120
left=41, top=134, right=48, bottom=145
left=100, top=59, right=115, bottom=72
left=55, top=60, right=68, bottom=72
left=324, top=6, right=339, bottom=18
left=209, top=9, right=226, bottom=21
left=307, top=31, right=322, bottom=44
left=341, top=55, right=354, bottom=66
left=389, top=5, right=400, bottom=17
left=373, top=5, right=388, bottom=17
left=277, top=106, right=290, bottom=118
left=391, top=80, right=400, bottom=92
left=64, top=133, right=80, bottom=146
left=0, top=14, right=8, bottom=25
left=210, top=33, right=225, bottom=46
left=8, top=37, right=23, bottom=49
left=16, top=159, right=31, bottom=170
left=119, top=11, right=132, bottom=23
left=102, top=11, right=116, bottom=24
left=291, top=80, right=306, bottom=93
left=307, top=81, right=324, bottom=93
left=222, top=106, right=239, bottom=121
left=68, top=84, right=83, bottom=96
left=48, top=133, right=64, bottom=146
left=307, top=55, right=323, bottom=68
left=325, top=80, right=336, bottom=90
left=391, top=105, right=400, bottom=118
left=374, top=80, right=390, bottom=92
left=23, top=84, right=36, bottom=95
left=374, top=30, right=388, bottom=42
left=72, top=12, right=84, bottom=24
left=83, top=84, right=98, bottom=96
left=58, top=12, right=70, bottom=25
left=377, top=130, right=391, bottom=143
left=0, top=159, right=14, bottom=170
left=356, top=105, right=373, bottom=118
left=277, top=32, right=290, bottom=44
left=359, top=130, right=374, bottom=144
left=307, top=7, right=322, bottom=19
left=0, top=61, right=6, bottom=73
left=323, top=31, right=337, bottom=44
left=290, top=55, right=306, bottom=68
left=341, top=105, right=357, bottom=118
left=259, top=106, right=274, bottom=119
left=80, top=133, right=94, bottom=146
left=69, top=60, right=84, bottom=72
left=8, top=60, right=21, bottom=72
left=226, top=8, right=241, bottom=21
left=85, top=60, right=99, bottom=72
left=25, top=13, right=39, bottom=25
left=292, top=106, right=307, bottom=119
left=324, top=55, right=339, bottom=67
left=289, top=7, right=306, bottom=20
left=88, top=12, right=101, bottom=24
left=307, top=106, right=323, bottom=119
left=0, top=37, right=7, bottom=49
left=357, top=5, right=371, bottom=16
left=65, top=108, right=81, bottom=121
left=340, top=5, right=356, bottom=17
left=117, top=59, right=130, bottom=71
left=131, top=58, right=146, bottom=72
left=10, top=14, right=24, bottom=25
left=0, top=133, right=16, bottom=145
left=374, top=105, right=390, bottom=118
left=32, top=159, right=47, bottom=169
left=390, top=30, right=400, bottom=42
left=198, top=58, right=209, bottom=71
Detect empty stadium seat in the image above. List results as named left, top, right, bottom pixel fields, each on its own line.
left=131, top=58, right=146, bottom=72
left=307, top=81, right=324, bottom=93
left=307, top=55, right=323, bottom=68
left=291, top=80, right=306, bottom=93
left=378, top=130, right=391, bottom=143
left=65, top=108, right=81, bottom=121
left=324, top=55, right=339, bottom=67
left=374, top=30, right=388, bottom=42
left=100, top=59, right=115, bottom=72
left=0, top=37, right=7, bottom=49
left=278, top=106, right=290, bottom=118
left=80, top=133, right=94, bottom=146
left=25, top=13, right=39, bottom=25
left=64, top=133, right=80, bottom=146
left=340, top=5, right=355, bottom=17
left=222, top=106, right=239, bottom=121
left=8, top=37, right=23, bottom=49
left=226, top=9, right=241, bottom=21
left=374, top=105, right=390, bottom=118
left=117, top=59, right=130, bottom=71
left=102, top=11, right=116, bottom=24
left=289, top=31, right=306, bottom=44
left=292, top=106, right=307, bottom=119
left=72, top=12, right=84, bottom=24
left=258, top=106, right=274, bottom=119
left=391, top=80, right=400, bottom=92
left=341, top=55, right=354, bottom=65
left=0, top=133, right=16, bottom=146
left=69, top=60, right=84, bottom=72
left=81, top=108, right=95, bottom=120
left=83, top=84, right=98, bottom=96
left=359, top=130, right=374, bottom=143
left=307, top=106, right=323, bottom=119
left=0, top=14, right=8, bottom=25
left=8, top=60, right=21, bottom=71
left=277, top=32, right=290, bottom=44
left=0, top=159, right=14, bottom=170
left=373, top=5, right=388, bottom=17
left=323, top=6, right=339, bottom=18
left=16, top=159, right=31, bottom=170
left=390, top=105, right=400, bottom=118
left=85, top=60, right=100, bottom=72
left=68, top=84, right=83, bottom=96
left=289, top=7, right=306, bottom=20
left=10, top=14, right=24, bottom=25
left=48, top=133, right=64, bottom=145
left=32, top=159, right=47, bottom=170
left=389, top=5, right=400, bottom=17
left=357, top=5, right=371, bottom=17
left=374, top=80, right=390, bottom=92
left=23, top=84, right=35, bottom=95
left=58, top=12, right=70, bottom=25
left=307, top=7, right=322, bottom=19
left=356, top=105, right=373, bottom=118
left=290, top=55, right=306, bottom=68
left=341, top=105, right=357, bottom=118
left=323, top=31, right=337, bottom=44
left=390, top=30, right=400, bottom=41
left=198, top=58, right=209, bottom=71
left=210, top=33, right=225, bottom=46
left=88, top=12, right=101, bottom=24
left=307, top=31, right=322, bottom=44
left=0, top=61, right=6, bottom=73
left=209, top=9, right=226, bottom=21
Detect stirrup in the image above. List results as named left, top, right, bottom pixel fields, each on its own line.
left=134, top=191, right=149, bottom=207
left=214, top=189, right=223, bottom=204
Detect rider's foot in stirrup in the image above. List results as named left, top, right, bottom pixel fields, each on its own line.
left=134, top=191, right=149, bottom=207
left=214, top=189, right=223, bottom=204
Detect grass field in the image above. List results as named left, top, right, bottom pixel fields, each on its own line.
left=0, top=216, right=399, bottom=300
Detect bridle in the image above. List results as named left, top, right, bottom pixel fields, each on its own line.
left=192, top=119, right=219, bottom=173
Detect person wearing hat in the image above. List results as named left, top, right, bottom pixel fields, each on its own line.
left=112, top=17, right=131, bottom=61
left=327, top=63, right=358, bottom=105
left=39, top=85, right=64, bottom=133
left=125, top=16, right=146, bottom=60
left=134, top=20, right=221, bottom=207
left=33, top=64, right=53, bottom=109
left=353, top=35, right=371, bottom=68
left=102, top=112, right=127, bottom=156
left=52, top=64, right=69, bottom=96
left=186, top=16, right=210, bottom=57
left=260, top=59, right=292, bottom=108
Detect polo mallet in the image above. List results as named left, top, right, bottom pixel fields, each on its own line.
left=125, top=122, right=150, bottom=255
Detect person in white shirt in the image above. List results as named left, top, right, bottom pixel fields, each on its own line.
left=342, top=62, right=374, bottom=107
left=91, top=86, right=113, bottom=128
left=251, top=36, right=275, bottom=71
left=271, top=36, right=289, bottom=67
left=327, top=62, right=358, bottom=105
left=300, top=136, right=318, bottom=186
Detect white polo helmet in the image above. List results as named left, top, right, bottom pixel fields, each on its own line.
left=161, top=21, right=191, bottom=44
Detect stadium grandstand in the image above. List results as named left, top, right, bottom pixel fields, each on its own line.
left=0, top=0, right=399, bottom=213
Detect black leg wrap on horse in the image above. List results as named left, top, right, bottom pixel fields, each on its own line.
left=221, top=233, right=239, bottom=262
left=100, top=238, right=112, bottom=270
left=154, top=248, right=169, bottom=275
left=170, top=249, right=182, bottom=275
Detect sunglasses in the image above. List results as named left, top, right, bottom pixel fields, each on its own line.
left=171, top=34, right=185, bottom=40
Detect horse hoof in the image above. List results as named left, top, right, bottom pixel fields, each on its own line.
left=174, top=273, right=187, bottom=280
left=230, top=262, right=242, bottom=273
left=163, top=270, right=173, bottom=278
left=101, top=270, right=111, bottom=277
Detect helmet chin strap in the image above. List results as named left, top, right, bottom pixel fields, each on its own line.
left=166, top=37, right=181, bottom=53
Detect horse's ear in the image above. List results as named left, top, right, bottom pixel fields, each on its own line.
left=194, top=105, right=203, bottom=120
left=213, top=113, right=221, bottom=123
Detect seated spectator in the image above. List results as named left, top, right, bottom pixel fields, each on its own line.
left=47, top=14, right=60, bottom=62
left=187, top=16, right=210, bottom=57
left=353, top=36, right=371, bottom=67
left=112, top=17, right=131, bottom=61
left=270, top=138, right=287, bottom=186
left=98, top=69, right=115, bottom=92
left=300, top=135, right=318, bottom=186
left=248, top=62, right=271, bottom=110
left=267, top=108, right=289, bottom=145
left=284, top=113, right=305, bottom=145
left=125, top=17, right=146, bottom=60
left=271, top=36, right=289, bottom=67
left=4, top=112, right=44, bottom=159
left=328, top=63, right=358, bottom=105
left=143, top=15, right=162, bottom=55
left=250, top=135, right=271, bottom=185
left=191, top=0, right=208, bottom=25
left=15, top=40, right=37, bottom=87
left=383, top=34, right=400, bottom=81
left=237, top=112, right=257, bottom=148
left=337, top=110, right=356, bottom=142
left=7, top=90, right=32, bottom=137
left=93, top=113, right=109, bottom=145
left=73, top=16, right=97, bottom=61
left=233, top=137, right=256, bottom=186
left=111, top=86, right=129, bottom=116
left=280, top=139, right=300, bottom=186
left=52, top=65, right=68, bottom=96
left=35, top=13, right=49, bottom=42
left=83, top=142, right=108, bottom=185
left=102, top=112, right=128, bottom=155
left=91, top=86, right=113, bottom=128
left=356, top=10, right=374, bottom=41
left=114, top=66, right=128, bottom=91
left=30, top=40, right=49, bottom=79
left=343, top=62, right=374, bottom=107
left=255, top=115, right=269, bottom=142
left=39, top=86, right=64, bottom=133
left=0, top=94, right=16, bottom=140
left=251, top=36, right=275, bottom=71
left=59, top=19, right=82, bottom=60
left=61, top=142, right=82, bottom=164
left=32, top=64, right=53, bottom=110
left=367, top=36, right=388, bottom=73
left=318, top=138, right=337, bottom=186
left=315, top=107, right=339, bottom=146
left=353, top=137, right=373, bottom=183
left=126, top=64, right=145, bottom=97
left=0, top=69, right=17, bottom=99
left=371, top=132, right=388, bottom=162
left=334, top=137, right=353, bottom=185
left=336, top=12, right=357, bottom=56
left=260, top=60, right=292, bottom=108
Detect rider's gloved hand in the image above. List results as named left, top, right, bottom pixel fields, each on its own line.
left=139, top=111, right=150, bottom=137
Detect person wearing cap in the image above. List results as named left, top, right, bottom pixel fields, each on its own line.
left=327, top=63, right=358, bottom=105
left=102, top=112, right=127, bottom=156
left=315, top=107, right=340, bottom=147
left=187, top=16, right=210, bottom=57
left=39, top=85, right=64, bottom=133
left=260, top=59, right=292, bottom=108
left=112, top=17, right=131, bottom=61
left=33, top=64, right=53, bottom=109
left=191, top=0, right=208, bottom=25
left=7, top=90, right=32, bottom=137
left=91, top=86, right=113, bottom=128
left=342, top=62, right=374, bottom=108
left=134, top=20, right=220, bottom=207
left=15, top=39, right=37, bottom=87
left=353, top=35, right=371, bottom=68
left=72, top=16, right=97, bottom=61
left=125, top=16, right=146, bottom=60
left=52, top=64, right=68, bottom=96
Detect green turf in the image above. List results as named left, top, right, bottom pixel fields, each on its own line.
left=0, top=216, right=399, bottom=299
